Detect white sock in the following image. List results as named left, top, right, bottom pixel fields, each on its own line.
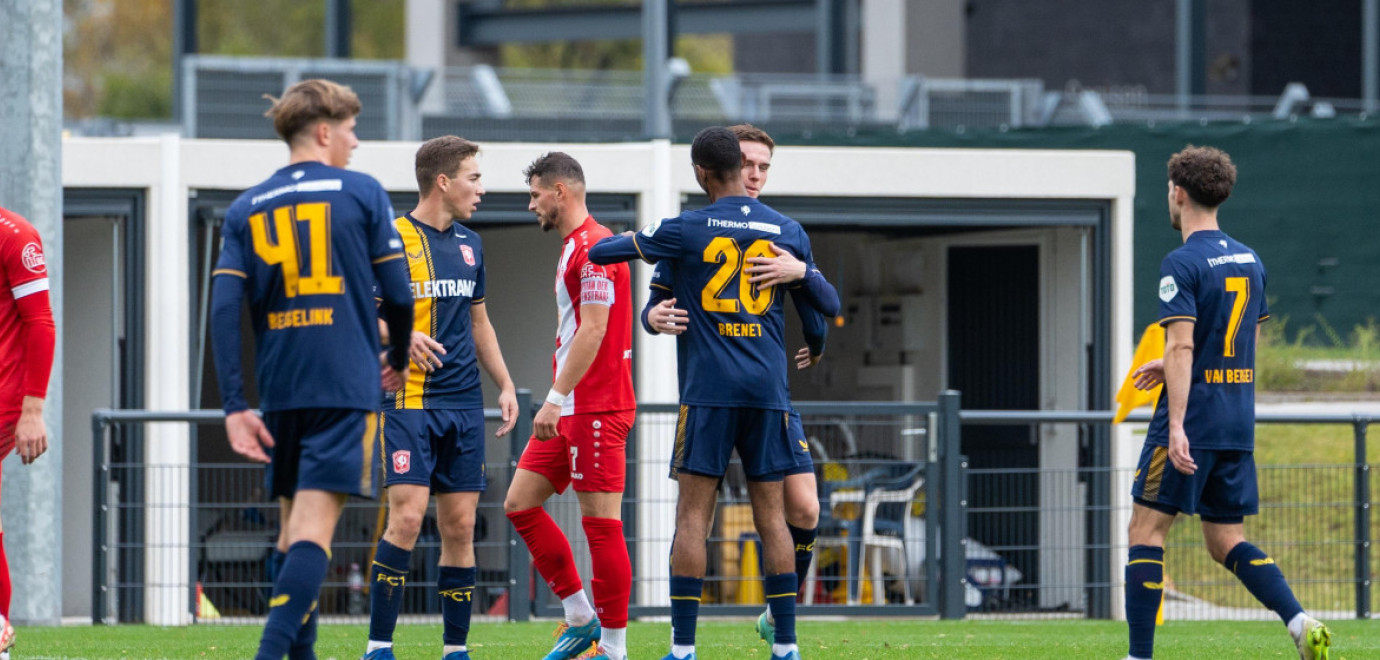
left=601, top=626, right=627, bottom=653
left=562, top=590, right=597, bottom=626
left=671, top=644, right=696, bottom=658
left=366, top=640, right=393, bottom=652
left=772, top=643, right=799, bottom=656
left=443, top=644, right=468, bottom=654
left=1287, top=612, right=1307, bottom=638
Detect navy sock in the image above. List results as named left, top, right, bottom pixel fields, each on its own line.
left=255, top=541, right=329, bottom=660
left=1223, top=542, right=1303, bottom=624
left=273, top=550, right=319, bottom=660
left=367, top=538, right=412, bottom=643
left=764, top=572, right=797, bottom=645
left=1125, top=545, right=1163, bottom=659
left=439, top=565, right=477, bottom=647
left=787, top=524, right=817, bottom=597
left=669, top=575, right=703, bottom=647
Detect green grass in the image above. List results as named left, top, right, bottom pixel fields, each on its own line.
left=1256, top=316, right=1380, bottom=392
left=12, top=619, right=1380, bottom=659
left=1160, top=424, right=1379, bottom=612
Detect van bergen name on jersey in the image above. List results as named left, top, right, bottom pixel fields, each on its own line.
left=410, top=278, right=477, bottom=300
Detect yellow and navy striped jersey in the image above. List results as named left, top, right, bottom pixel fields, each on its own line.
left=1148, top=229, right=1268, bottom=451
left=388, top=214, right=486, bottom=410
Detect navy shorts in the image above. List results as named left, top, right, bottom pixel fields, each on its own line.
left=380, top=408, right=487, bottom=493
left=671, top=405, right=794, bottom=482
left=265, top=408, right=380, bottom=500
left=784, top=409, right=815, bottom=477
left=1130, top=443, right=1258, bottom=523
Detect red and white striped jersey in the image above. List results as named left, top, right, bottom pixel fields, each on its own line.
left=0, top=206, right=55, bottom=412
left=552, top=216, right=635, bottom=415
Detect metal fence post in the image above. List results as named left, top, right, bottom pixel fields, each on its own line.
left=91, top=410, right=110, bottom=625
left=1355, top=417, right=1372, bottom=620
left=507, top=389, right=533, bottom=622
left=938, top=390, right=967, bottom=619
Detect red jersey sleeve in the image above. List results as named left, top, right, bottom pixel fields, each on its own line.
left=1, top=210, right=56, bottom=400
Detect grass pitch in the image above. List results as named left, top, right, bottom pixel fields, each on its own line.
left=13, top=618, right=1379, bottom=659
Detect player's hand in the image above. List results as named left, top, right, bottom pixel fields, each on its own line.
left=651, top=298, right=689, bottom=335
left=495, top=387, right=518, bottom=437
left=534, top=402, right=560, bottom=440
left=225, top=409, right=273, bottom=464
left=1167, top=427, right=1196, bottom=475
left=795, top=346, right=822, bottom=370
left=744, top=242, right=806, bottom=290
left=15, top=398, right=48, bottom=465
left=410, top=331, right=446, bottom=372
left=1133, top=359, right=1165, bottom=390
left=379, top=352, right=409, bottom=393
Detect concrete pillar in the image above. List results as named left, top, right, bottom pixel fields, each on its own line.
left=0, top=0, right=65, bottom=626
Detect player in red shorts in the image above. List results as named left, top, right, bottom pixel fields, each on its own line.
left=504, top=152, right=636, bottom=660
left=0, top=205, right=57, bottom=658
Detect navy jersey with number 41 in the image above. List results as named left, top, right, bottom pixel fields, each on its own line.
left=589, top=196, right=813, bottom=411
left=214, top=161, right=407, bottom=412
left=1147, top=229, right=1269, bottom=451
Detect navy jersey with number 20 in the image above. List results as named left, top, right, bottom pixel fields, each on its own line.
left=589, top=196, right=814, bottom=411
left=1147, top=230, right=1269, bottom=451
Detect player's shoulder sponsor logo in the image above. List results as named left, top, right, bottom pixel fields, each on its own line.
left=1158, top=275, right=1178, bottom=302
left=20, top=243, right=45, bottom=273
left=460, top=244, right=475, bottom=266
left=392, top=450, right=411, bottom=475
left=640, top=217, right=663, bottom=237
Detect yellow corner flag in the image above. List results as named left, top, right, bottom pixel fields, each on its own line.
left=1114, top=323, right=1166, bottom=423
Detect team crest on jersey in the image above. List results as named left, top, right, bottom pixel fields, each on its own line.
left=392, top=450, right=411, bottom=474
left=1159, top=275, right=1179, bottom=302
left=460, top=244, right=475, bottom=266
left=20, top=243, right=45, bottom=273
left=741, top=205, right=750, bottom=215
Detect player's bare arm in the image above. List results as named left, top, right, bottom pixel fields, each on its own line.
left=1163, top=320, right=1196, bottom=475
left=534, top=302, right=609, bottom=440
left=471, top=301, right=518, bottom=436
left=14, top=395, right=47, bottom=465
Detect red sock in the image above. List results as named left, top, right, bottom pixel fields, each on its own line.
left=582, top=517, right=630, bottom=629
left=507, top=507, right=582, bottom=599
left=0, top=532, right=11, bottom=619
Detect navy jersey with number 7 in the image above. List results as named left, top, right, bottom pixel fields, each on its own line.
left=589, top=195, right=814, bottom=411
left=213, top=161, right=410, bottom=412
left=1147, top=229, right=1268, bottom=451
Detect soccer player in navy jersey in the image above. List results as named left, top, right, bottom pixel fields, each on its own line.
left=641, top=124, right=838, bottom=645
left=210, top=79, right=414, bottom=660
left=590, top=127, right=812, bottom=660
left=1122, top=146, right=1330, bottom=660
left=361, top=136, right=519, bottom=660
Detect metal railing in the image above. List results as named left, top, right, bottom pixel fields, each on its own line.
left=90, top=392, right=1373, bottom=624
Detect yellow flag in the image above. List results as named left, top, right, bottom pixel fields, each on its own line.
left=1114, top=323, right=1166, bottom=423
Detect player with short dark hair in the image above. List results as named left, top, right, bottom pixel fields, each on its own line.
left=210, top=78, right=413, bottom=660
left=590, top=126, right=814, bottom=660
left=361, top=136, right=518, bottom=660
left=641, top=124, right=838, bottom=645
left=0, top=204, right=56, bottom=658
left=504, top=151, right=637, bottom=660
left=1122, top=145, right=1330, bottom=660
